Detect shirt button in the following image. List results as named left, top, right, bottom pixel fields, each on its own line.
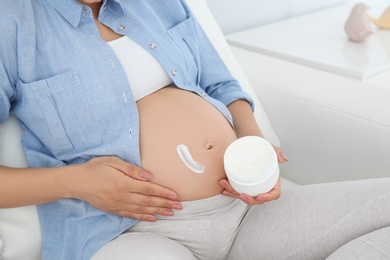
left=228, top=114, right=232, bottom=120
left=109, top=58, right=115, bottom=68
left=102, top=5, right=107, bottom=10
left=171, top=70, right=177, bottom=76
left=129, top=129, right=132, bottom=138
left=83, top=7, right=88, bottom=12
left=149, top=43, right=157, bottom=49
left=201, top=92, right=207, bottom=97
left=119, top=25, right=126, bottom=30
left=122, top=92, right=128, bottom=103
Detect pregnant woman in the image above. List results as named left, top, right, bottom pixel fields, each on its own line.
left=1, top=1, right=389, bottom=259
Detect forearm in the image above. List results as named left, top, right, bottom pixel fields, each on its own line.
left=0, top=165, right=75, bottom=208
left=223, top=100, right=284, bottom=203
left=0, top=157, right=183, bottom=220
left=227, top=99, right=264, bottom=138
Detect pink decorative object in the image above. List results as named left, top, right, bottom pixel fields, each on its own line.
left=344, top=3, right=372, bottom=42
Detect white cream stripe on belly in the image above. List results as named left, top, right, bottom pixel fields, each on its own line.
left=176, top=144, right=206, bottom=174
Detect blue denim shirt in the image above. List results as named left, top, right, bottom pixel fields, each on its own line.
left=0, top=0, right=253, bottom=259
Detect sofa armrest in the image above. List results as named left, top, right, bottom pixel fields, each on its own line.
left=231, top=46, right=390, bottom=184
left=0, top=207, right=42, bottom=260
left=0, top=115, right=42, bottom=260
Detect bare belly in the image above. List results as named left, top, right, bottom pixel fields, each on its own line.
left=137, top=86, right=237, bottom=201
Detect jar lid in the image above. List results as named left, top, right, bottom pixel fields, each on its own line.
left=224, top=136, right=278, bottom=182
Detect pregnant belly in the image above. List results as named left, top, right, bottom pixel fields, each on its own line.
left=137, top=86, right=237, bottom=201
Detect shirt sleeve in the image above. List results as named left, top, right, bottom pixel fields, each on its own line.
left=0, top=12, right=18, bottom=124
left=180, top=0, right=254, bottom=110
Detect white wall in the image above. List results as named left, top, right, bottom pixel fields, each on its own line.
left=206, top=0, right=348, bottom=34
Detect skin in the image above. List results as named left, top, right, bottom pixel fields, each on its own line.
left=0, top=1, right=286, bottom=222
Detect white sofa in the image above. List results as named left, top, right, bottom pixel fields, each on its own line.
left=1, top=0, right=389, bottom=259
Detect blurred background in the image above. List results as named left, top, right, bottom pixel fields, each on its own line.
left=206, top=0, right=389, bottom=34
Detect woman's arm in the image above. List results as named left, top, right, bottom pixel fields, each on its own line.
left=218, top=99, right=286, bottom=205
left=0, top=157, right=182, bottom=222
left=227, top=99, right=264, bottom=138
left=227, top=99, right=288, bottom=162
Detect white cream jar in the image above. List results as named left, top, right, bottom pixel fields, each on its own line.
left=224, top=136, right=279, bottom=197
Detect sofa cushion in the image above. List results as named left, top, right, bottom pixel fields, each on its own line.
left=326, top=227, right=390, bottom=259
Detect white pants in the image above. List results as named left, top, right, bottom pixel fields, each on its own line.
left=92, top=178, right=390, bottom=260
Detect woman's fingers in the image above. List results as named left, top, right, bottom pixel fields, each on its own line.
left=93, top=156, right=180, bottom=201
left=117, top=211, right=158, bottom=222
left=218, top=179, right=240, bottom=197
left=219, top=178, right=281, bottom=205
left=105, top=170, right=183, bottom=218
left=127, top=187, right=183, bottom=213
left=114, top=192, right=183, bottom=220
left=77, top=157, right=182, bottom=220
left=252, top=178, right=281, bottom=205
left=273, top=146, right=288, bottom=163
left=104, top=156, right=153, bottom=181
left=128, top=176, right=180, bottom=201
left=257, top=178, right=281, bottom=202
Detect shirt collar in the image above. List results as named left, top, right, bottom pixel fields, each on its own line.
left=44, top=0, right=125, bottom=28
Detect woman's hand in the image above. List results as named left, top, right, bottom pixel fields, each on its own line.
left=218, top=177, right=281, bottom=206
left=68, top=157, right=182, bottom=222
left=273, top=146, right=288, bottom=163
left=218, top=145, right=286, bottom=205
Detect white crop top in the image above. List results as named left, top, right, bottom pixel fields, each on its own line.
left=107, top=36, right=173, bottom=101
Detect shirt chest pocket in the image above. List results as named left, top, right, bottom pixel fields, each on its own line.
left=19, top=71, right=101, bottom=155
left=167, top=16, right=201, bottom=85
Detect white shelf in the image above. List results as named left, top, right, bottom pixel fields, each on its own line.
left=226, top=3, right=390, bottom=80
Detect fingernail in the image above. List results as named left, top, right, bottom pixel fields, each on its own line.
left=168, top=194, right=179, bottom=201
left=163, top=210, right=174, bottom=216
left=140, top=169, right=152, bottom=179
left=239, top=194, right=248, bottom=202
left=147, top=215, right=157, bottom=222
left=256, top=196, right=266, bottom=202
left=172, top=203, right=183, bottom=210
left=219, top=180, right=227, bottom=188
left=280, top=153, right=288, bottom=161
